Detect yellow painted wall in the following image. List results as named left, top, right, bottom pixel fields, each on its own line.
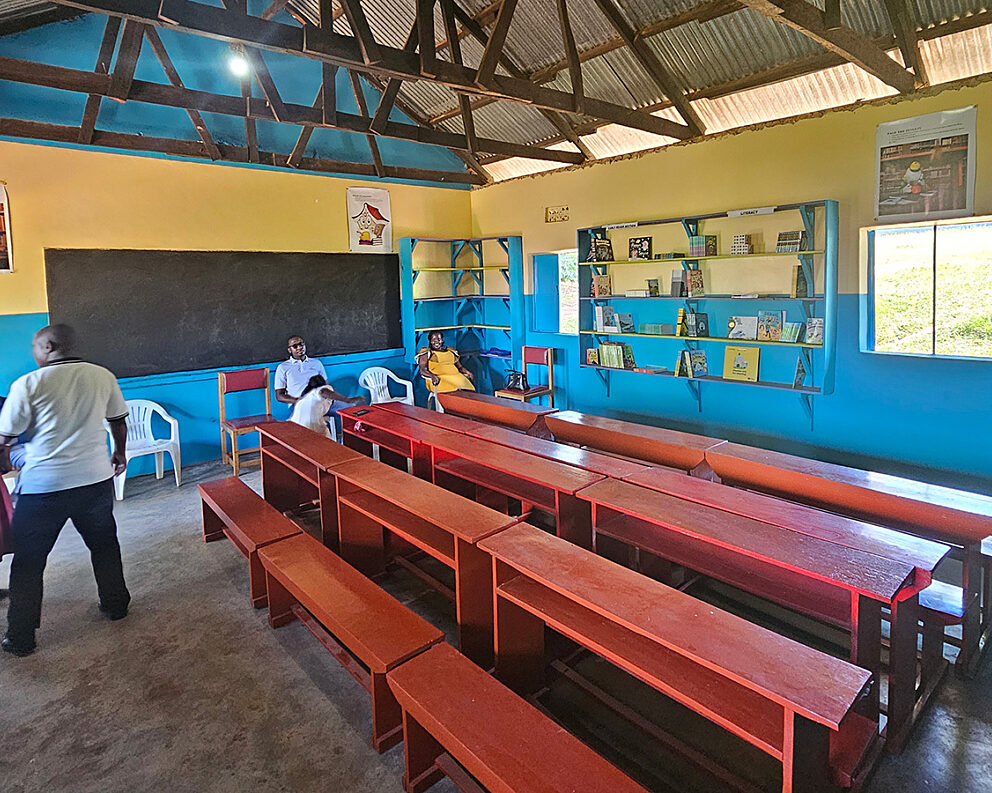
left=0, top=140, right=473, bottom=316
left=470, top=78, right=992, bottom=295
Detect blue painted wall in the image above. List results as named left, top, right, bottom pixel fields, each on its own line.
left=522, top=293, right=992, bottom=493
left=0, top=313, right=406, bottom=478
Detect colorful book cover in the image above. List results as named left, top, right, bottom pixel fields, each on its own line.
left=633, top=365, right=668, bottom=374
left=804, top=317, right=824, bottom=344
left=586, top=348, right=600, bottom=366
left=793, top=356, right=807, bottom=388
left=723, top=345, right=760, bottom=382
left=686, top=312, right=709, bottom=337
left=689, top=350, right=708, bottom=377
left=617, top=312, right=635, bottom=333
left=621, top=343, right=636, bottom=369
left=727, top=316, right=758, bottom=340
left=670, top=270, right=686, bottom=297
left=687, top=269, right=705, bottom=297
left=781, top=322, right=803, bottom=343
left=674, top=350, right=690, bottom=377
left=675, top=308, right=687, bottom=337
left=757, top=310, right=784, bottom=341
left=646, top=278, right=660, bottom=297
left=594, top=237, right=615, bottom=262
left=791, top=265, right=810, bottom=298
left=592, top=273, right=613, bottom=297
left=628, top=236, right=652, bottom=260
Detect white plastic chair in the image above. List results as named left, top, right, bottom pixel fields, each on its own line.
left=358, top=367, right=414, bottom=405
left=426, top=390, right=445, bottom=413
left=108, top=399, right=181, bottom=501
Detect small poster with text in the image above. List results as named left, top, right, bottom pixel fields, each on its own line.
left=347, top=186, right=392, bottom=253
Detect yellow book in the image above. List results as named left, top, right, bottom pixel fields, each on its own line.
left=723, top=345, right=760, bottom=382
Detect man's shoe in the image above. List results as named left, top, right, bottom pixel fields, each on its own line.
left=99, top=602, right=129, bottom=621
left=1, top=634, right=36, bottom=657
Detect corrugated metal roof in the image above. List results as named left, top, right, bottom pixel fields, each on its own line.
left=0, top=0, right=56, bottom=22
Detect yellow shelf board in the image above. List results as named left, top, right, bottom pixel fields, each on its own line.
left=413, top=266, right=508, bottom=272
left=579, top=330, right=822, bottom=349
left=582, top=251, right=824, bottom=266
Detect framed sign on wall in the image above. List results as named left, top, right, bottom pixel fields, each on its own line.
left=0, top=183, right=11, bottom=273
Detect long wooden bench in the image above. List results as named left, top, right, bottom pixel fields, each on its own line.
left=437, top=389, right=557, bottom=435
left=479, top=524, right=879, bottom=793
left=258, top=532, right=444, bottom=752
left=386, top=641, right=651, bottom=793
left=199, top=477, right=301, bottom=607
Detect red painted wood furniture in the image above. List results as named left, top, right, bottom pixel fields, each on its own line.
left=218, top=367, right=278, bottom=477
left=494, top=345, right=555, bottom=407
left=325, top=455, right=519, bottom=666
left=199, top=476, right=301, bottom=607
left=258, top=532, right=444, bottom=752
left=478, top=524, right=878, bottom=793
left=386, top=641, right=651, bottom=793
left=377, top=400, right=481, bottom=434
left=0, top=475, right=14, bottom=558
left=257, top=421, right=367, bottom=550
left=705, top=442, right=992, bottom=676
left=542, top=410, right=727, bottom=473
left=437, top=389, right=557, bottom=435
left=340, top=406, right=604, bottom=542
left=575, top=477, right=926, bottom=752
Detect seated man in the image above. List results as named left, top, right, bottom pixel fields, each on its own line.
left=274, top=335, right=328, bottom=407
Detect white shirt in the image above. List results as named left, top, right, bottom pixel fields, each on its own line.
left=0, top=359, right=128, bottom=494
left=274, top=356, right=327, bottom=399
left=288, top=389, right=333, bottom=438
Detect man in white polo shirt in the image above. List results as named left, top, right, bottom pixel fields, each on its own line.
left=0, top=324, right=130, bottom=657
left=274, top=335, right=327, bottom=406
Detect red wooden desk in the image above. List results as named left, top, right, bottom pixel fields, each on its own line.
left=543, top=410, right=727, bottom=472
left=706, top=442, right=992, bottom=675
left=340, top=406, right=604, bottom=544
left=479, top=524, right=877, bottom=793
left=577, top=477, right=923, bottom=752
left=257, top=421, right=367, bottom=549
left=327, top=455, right=518, bottom=666
left=437, top=389, right=557, bottom=434
left=377, top=401, right=481, bottom=434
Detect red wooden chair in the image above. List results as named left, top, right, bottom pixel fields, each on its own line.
left=495, top=346, right=555, bottom=408
left=1, top=475, right=13, bottom=558
left=218, top=368, right=277, bottom=477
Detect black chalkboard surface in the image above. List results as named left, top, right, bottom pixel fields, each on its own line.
left=45, top=250, right=402, bottom=378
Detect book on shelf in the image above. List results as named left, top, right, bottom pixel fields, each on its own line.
left=686, top=312, right=709, bottom=337
left=675, top=308, right=689, bottom=337
left=756, top=310, right=784, bottom=341
left=730, top=234, right=753, bottom=255
left=731, top=293, right=761, bottom=299
left=586, top=348, right=600, bottom=366
left=625, top=289, right=649, bottom=298
left=687, top=269, right=705, bottom=297
left=617, top=313, right=635, bottom=333
left=793, top=356, right=807, bottom=389
left=594, top=305, right=618, bottom=332
left=592, top=273, right=613, bottom=297
left=659, top=252, right=687, bottom=260
left=586, top=232, right=614, bottom=262
left=727, top=315, right=758, bottom=340
left=688, top=235, right=718, bottom=257
left=781, top=321, right=804, bottom=343
left=689, top=350, right=709, bottom=377
left=646, top=278, right=661, bottom=297
left=621, top=343, right=636, bottom=369
left=804, top=317, right=824, bottom=344
left=670, top=270, right=687, bottom=297
left=628, top=236, right=652, bottom=260
left=633, top=365, right=668, bottom=374
left=674, top=349, right=690, bottom=378
left=791, top=264, right=810, bottom=298
left=640, top=323, right=674, bottom=335
left=723, top=345, right=760, bottom=382
left=776, top=230, right=808, bottom=253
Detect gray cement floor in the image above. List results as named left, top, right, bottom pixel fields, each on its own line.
left=0, top=460, right=990, bottom=793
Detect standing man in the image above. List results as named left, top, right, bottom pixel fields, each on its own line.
left=0, top=324, right=131, bottom=657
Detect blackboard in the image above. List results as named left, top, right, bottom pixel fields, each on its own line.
left=45, top=249, right=402, bottom=378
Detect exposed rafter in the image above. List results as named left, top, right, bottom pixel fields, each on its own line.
left=370, top=20, right=418, bottom=135
left=107, top=19, right=143, bottom=102
left=475, top=0, right=518, bottom=87
left=339, top=0, right=381, bottom=66
left=738, top=0, right=917, bottom=93
left=49, top=0, right=692, bottom=140
left=440, top=0, right=477, bottom=154
left=288, top=87, right=321, bottom=168
left=556, top=0, right=583, bottom=115
left=0, top=6, right=86, bottom=37
left=260, top=0, right=291, bottom=21
left=881, top=0, right=928, bottom=87
left=348, top=69, right=385, bottom=176
left=78, top=15, right=121, bottom=144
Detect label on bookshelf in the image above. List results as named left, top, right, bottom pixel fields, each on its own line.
left=728, top=206, right=776, bottom=218
left=605, top=222, right=638, bottom=230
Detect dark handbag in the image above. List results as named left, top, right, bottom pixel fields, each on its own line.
left=503, top=370, right=529, bottom=392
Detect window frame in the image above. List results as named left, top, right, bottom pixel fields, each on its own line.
left=531, top=249, right=579, bottom=336
left=861, top=214, right=992, bottom=362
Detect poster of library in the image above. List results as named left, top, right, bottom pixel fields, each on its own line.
left=0, top=183, right=10, bottom=273
left=875, top=106, right=976, bottom=222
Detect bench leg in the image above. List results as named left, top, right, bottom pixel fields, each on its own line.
left=402, top=711, right=445, bottom=793
left=370, top=671, right=404, bottom=753
left=318, top=473, right=340, bottom=553
left=920, top=613, right=949, bottom=699
left=260, top=454, right=305, bottom=513
left=957, top=544, right=983, bottom=677
left=783, top=712, right=837, bottom=793
left=494, top=564, right=545, bottom=696
left=455, top=539, right=494, bottom=668
left=556, top=493, right=592, bottom=550
left=202, top=503, right=225, bottom=543
left=338, top=501, right=385, bottom=576
left=885, top=595, right=919, bottom=753
left=851, top=594, right=881, bottom=719
left=265, top=572, right=297, bottom=629
left=248, top=551, right=267, bottom=609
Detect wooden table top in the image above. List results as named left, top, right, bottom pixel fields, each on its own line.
left=258, top=421, right=366, bottom=471
left=438, top=389, right=558, bottom=431
left=478, top=524, right=871, bottom=729
left=330, top=456, right=519, bottom=544
left=625, top=466, right=949, bottom=581
left=376, top=401, right=481, bottom=433
left=543, top=410, right=727, bottom=470
left=579, top=478, right=918, bottom=601
left=706, top=442, right=992, bottom=546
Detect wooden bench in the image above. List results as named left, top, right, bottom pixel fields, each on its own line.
left=479, top=524, right=878, bottom=793
left=386, top=642, right=651, bottom=793
left=199, top=477, right=301, bottom=608
left=258, top=532, right=444, bottom=752
left=543, top=410, right=727, bottom=473
left=705, top=442, right=992, bottom=677
left=437, top=389, right=557, bottom=435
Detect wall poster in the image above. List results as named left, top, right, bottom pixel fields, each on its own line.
left=875, top=106, right=976, bottom=222
left=347, top=186, right=392, bottom=253
left=0, top=183, right=11, bottom=273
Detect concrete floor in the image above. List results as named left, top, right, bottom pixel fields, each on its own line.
left=1, top=460, right=990, bottom=793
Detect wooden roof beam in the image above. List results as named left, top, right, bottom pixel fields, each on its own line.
left=288, top=86, right=321, bottom=167
left=348, top=70, right=384, bottom=176
left=78, top=16, right=121, bottom=144
left=738, top=0, right=917, bottom=93
left=107, top=19, right=143, bottom=101
left=556, top=0, right=583, bottom=115
left=339, top=0, right=381, bottom=66
left=475, top=0, right=518, bottom=87
left=370, top=20, right=418, bottom=135
left=441, top=0, right=478, bottom=155
left=881, top=0, right=928, bottom=87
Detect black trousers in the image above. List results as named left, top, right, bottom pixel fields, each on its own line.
left=6, top=478, right=130, bottom=644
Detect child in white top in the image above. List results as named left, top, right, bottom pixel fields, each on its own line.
left=288, top=375, right=365, bottom=439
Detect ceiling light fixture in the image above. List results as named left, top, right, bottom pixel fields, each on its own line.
left=228, top=43, right=250, bottom=78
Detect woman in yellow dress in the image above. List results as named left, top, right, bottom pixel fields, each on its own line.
left=416, top=330, right=475, bottom=393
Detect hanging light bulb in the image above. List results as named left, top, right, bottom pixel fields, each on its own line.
left=228, top=43, right=250, bottom=78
